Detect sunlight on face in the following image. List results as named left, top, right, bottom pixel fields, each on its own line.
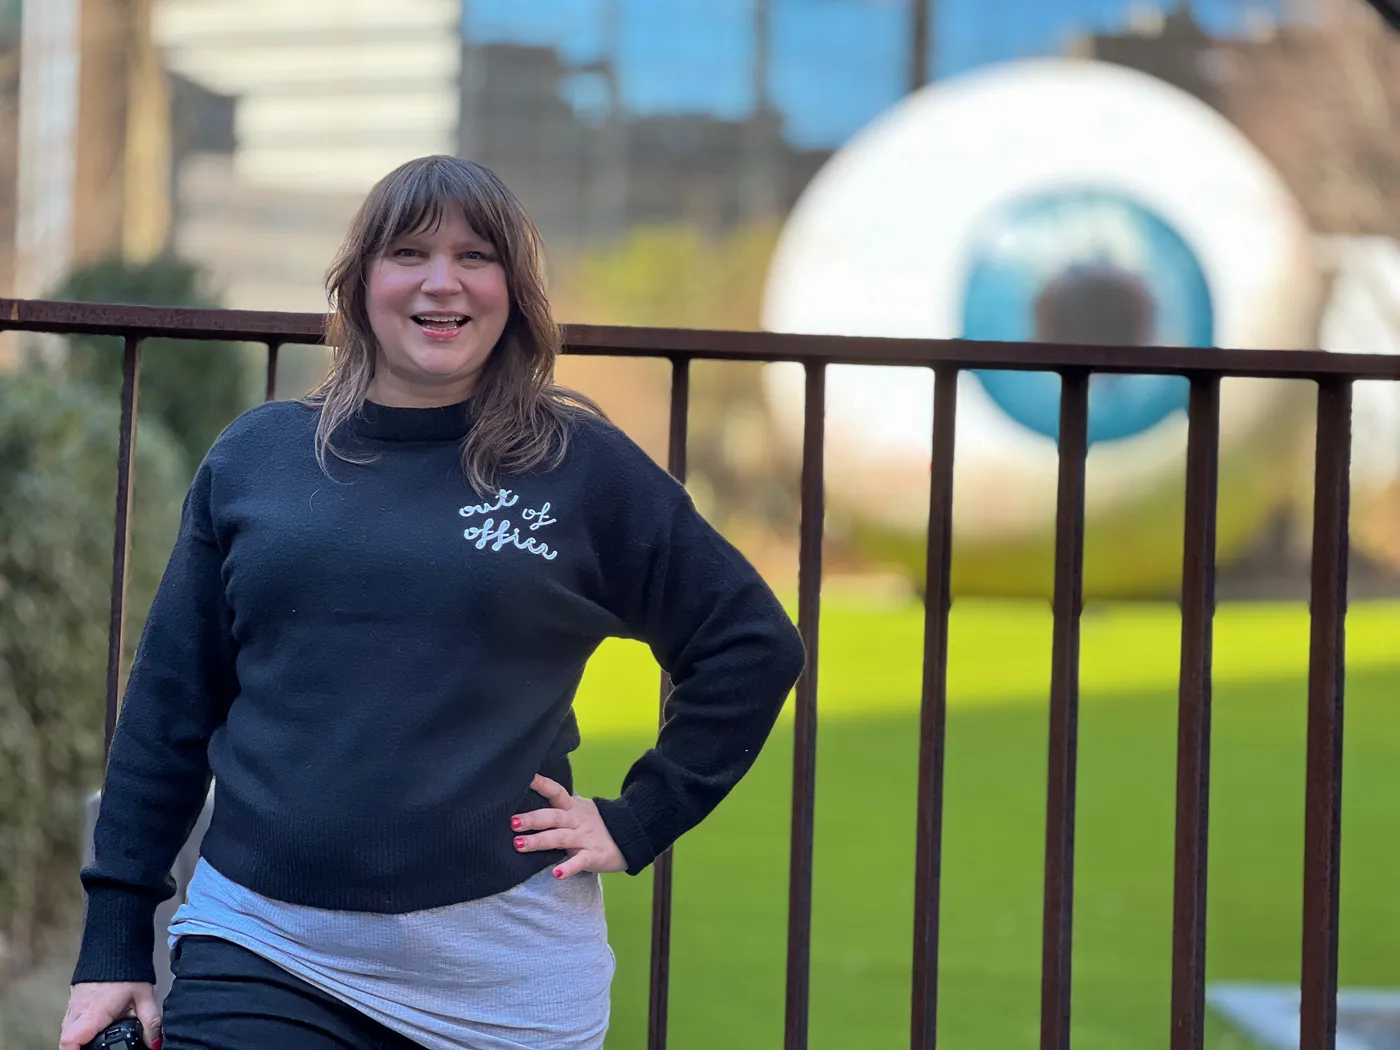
left=365, top=207, right=511, bottom=407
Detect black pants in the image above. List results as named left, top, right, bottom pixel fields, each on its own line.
left=161, top=935, right=424, bottom=1050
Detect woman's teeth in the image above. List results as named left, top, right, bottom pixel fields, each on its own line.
left=413, top=315, right=468, bottom=330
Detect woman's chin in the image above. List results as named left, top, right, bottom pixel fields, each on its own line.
left=404, top=349, right=483, bottom=382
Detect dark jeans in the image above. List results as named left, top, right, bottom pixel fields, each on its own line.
left=161, top=935, right=423, bottom=1050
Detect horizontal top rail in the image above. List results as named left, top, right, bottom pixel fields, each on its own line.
left=3, top=298, right=1400, bottom=380
left=0, top=299, right=329, bottom=343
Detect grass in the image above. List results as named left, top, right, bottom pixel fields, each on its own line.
left=5, top=596, right=1396, bottom=1049
left=569, top=596, right=1400, bottom=1049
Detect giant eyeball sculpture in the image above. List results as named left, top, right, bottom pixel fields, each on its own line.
left=761, top=58, right=1322, bottom=599
left=1315, top=238, right=1400, bottom=575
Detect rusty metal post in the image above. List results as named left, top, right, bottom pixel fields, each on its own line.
left=1040, top=369, right=1089, bottom=1050
left=265, top=341, right=281, bottom=401
left=910, top=366, right=958, bottom=1050
left=1300, top=377, right=1352, bottom=1050
left=784, top=361, right=825, bottom=1050
left=647, top=356, right=690, bottom=1050
left=104, top=335, right=142, bottom=760
left=1170, top=376, right=1221, bottom=1050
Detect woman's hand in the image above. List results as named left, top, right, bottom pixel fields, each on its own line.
left=60, top=981, right=161, bottom=1049
left=511, top=774, right=627, bottom=879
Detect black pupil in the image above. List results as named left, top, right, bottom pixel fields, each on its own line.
left=1033, top=266, right=1155, bottom=346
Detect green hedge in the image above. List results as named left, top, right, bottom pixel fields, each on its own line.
left=0, top=371, right=184, bottom=978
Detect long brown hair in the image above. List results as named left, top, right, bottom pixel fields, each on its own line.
left=309, top=155, right=603, bottom=493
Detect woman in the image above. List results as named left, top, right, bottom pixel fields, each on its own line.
left=59, top=155, right=805, bottom=1050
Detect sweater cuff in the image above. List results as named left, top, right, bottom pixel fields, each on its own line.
left=593, top=796, right=657, bottom=875
left=70, top=886, right=160, bottom=986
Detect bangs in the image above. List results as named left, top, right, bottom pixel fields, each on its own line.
left=361, top=157, right=506, bottom=256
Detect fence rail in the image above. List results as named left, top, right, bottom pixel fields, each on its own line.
left=8, top=297, right=1379, bottom=1050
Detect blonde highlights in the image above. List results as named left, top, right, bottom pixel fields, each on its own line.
left=309, top=155, right=602, bottom=492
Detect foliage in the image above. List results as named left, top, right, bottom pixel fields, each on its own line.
left=50, top=257, right=258, bottom=480
left=555, top=220, right=782, bottom=331
left=0, top=256, right=236, bottom=982
left=0, top=372, right=184, bottom=980
left=553, top=222, right=799, bottom=537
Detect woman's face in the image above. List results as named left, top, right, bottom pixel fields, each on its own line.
left=364, top=206, right=511, bottom=407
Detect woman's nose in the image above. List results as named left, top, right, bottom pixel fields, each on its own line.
left=421, top=256, right=461, bottom=293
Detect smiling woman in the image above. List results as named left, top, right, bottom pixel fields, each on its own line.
left=362, top=208, right=511, bottom=407
left=60, top=155, right=806, bottom=1050
left=310, top=157, right=604, bottom=498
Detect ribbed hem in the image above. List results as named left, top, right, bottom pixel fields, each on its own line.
left=198, top=759, right=573, bottom=913
left=593, top=796, right=656, bottom=875
left=71, top=886, right=161, bottom=985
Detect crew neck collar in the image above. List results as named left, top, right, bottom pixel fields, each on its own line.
left=347, top=399, right=474, bottom=442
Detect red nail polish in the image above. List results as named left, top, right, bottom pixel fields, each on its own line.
left=510, top=817, right=521, bottom=830
left=554, top=868, right=564, bottom=878
left=153, top=1041, right=163, bottom=1050
left=514, top=837, right=525, bottom=849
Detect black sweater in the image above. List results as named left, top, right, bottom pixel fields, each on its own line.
left=74, top=398, right=805, bottom=984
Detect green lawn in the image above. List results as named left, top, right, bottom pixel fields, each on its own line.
left=569, top=596, right=1400, bottom=1049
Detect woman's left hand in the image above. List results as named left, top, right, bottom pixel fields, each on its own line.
left=511, top=774, right=627, bottom=878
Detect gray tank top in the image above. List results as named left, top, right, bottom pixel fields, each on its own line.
left=167, top=858, right=614, bottom=1050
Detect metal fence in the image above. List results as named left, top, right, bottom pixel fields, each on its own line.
left=10, top=296, right=1398, bottom=1050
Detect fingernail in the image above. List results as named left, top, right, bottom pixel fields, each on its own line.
left=153, top=1041, right=162, bottom=1050
left=514, top=837, right=525, bottom=850
left=510, top=817, right=521, bottom=830
left=554, top=868, right=564, bottom=878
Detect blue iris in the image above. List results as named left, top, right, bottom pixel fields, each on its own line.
left=961, top=189, right=1214, bottom=445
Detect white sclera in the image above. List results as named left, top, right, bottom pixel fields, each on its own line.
left=1316, top=236, right=1400, bottom=571
left=760, top=58, right=1322, bottom=596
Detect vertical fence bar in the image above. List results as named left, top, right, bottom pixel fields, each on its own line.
left=104, top=335, right=143, bottom=762
left=1170, top=375, right=1221, bottom=1050
left=265, top=341, right=281, bottom=402
left=1300, top=377, right=1352, bottom=1050
left=647, top=356, right=690, bottom=1050
left=1040, top=369, right=1089, bottom=1050
left=784, top=361, right=826, bottom=1050
left=910, top=366, right=959, bottom=1050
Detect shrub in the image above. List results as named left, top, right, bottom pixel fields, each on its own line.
left=0, top=371, right=184, bottom=978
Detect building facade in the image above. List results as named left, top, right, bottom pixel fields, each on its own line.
left=153, top=0, right=460, bottom=313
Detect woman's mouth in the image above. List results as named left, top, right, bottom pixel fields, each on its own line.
left=413, top=313, right=470, bottom=335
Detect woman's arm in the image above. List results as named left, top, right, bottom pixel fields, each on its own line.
left=71, top=458, right=239, bottom=985
left=584, top=426, right=806, bottom=874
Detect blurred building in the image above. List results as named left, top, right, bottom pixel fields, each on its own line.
left=18, top=0, right=169, bottom=290
left=457, top=40, right=829, bottom=253
left=14, top=0, right=77, bottom=303
left=0, top=0, right=892, bottom=326
left=154, top=0, right=461, bottom=312
left=0, top=1, right=20, bottom=303
left=16, top=0, right=1381, bottom=333
left=1069, top=4, right=1225, bottom=106
left=1074, top=1, right=1400, bottom=241
left=156, top=0, right=459, bottom=190
left=0, top=0, right=167, bottom=366
left=145, top=1, right=858, bottom=311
